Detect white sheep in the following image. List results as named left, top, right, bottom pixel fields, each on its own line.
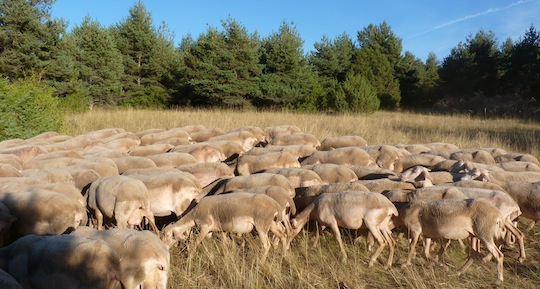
left=290, top=190, right=398, bottom=267
left=161, top=192, right=287, bottom=262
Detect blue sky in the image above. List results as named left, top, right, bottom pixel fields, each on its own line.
left=51, top=0, right=540, bottom=61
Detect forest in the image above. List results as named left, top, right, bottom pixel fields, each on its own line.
left=0, top=0, right=539, bottom=140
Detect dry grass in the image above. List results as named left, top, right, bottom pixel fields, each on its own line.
left=61, top=109, right=540, bottom=288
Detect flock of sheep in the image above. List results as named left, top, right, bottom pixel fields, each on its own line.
left=0, top=124, right=539, bottom=287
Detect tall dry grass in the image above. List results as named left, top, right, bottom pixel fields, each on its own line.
left=61, top=109, right=540, bottom=289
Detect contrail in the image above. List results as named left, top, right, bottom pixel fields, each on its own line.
left=409, top=0, right=530, bottom=39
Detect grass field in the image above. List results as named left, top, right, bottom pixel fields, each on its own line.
left=62, top=109, right=540, bottom=289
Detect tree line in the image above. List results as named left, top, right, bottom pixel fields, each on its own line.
left=0, top=0, right=539, bottom=117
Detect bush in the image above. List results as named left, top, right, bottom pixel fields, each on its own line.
left=0, top=78, right=63, bottom=141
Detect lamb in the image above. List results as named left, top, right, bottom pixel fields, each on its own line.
left=85, top=175, right=157, bottom=231
left=263, top=167, right=323, bottom=188
left=289, top=191, right=398, bottom=267
left=235, top=151, right=301, bottom=176
left=72, top=227, right=170, bottom=289
left=0, top=234, right=122, bottom=289
left=300, top=147, right=374, bottom=167
left=302, top=164, right=358, bottom=184
left=399, top=198, right=505, bottom=281
left=161, top=193, right=287, bottom=262
left=318, top=135, right=368, bottom=150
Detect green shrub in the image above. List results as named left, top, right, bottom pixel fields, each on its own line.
left=0, top=78, right=63, bottom=141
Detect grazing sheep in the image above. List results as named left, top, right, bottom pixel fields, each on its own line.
left=399, top=198, right=505, bottom=281
left=227, top=126, right=267, bottom=144
left=22, top=156, right=83, bottom=170
left=146, top=152, right=198, bottom=168
left=393, top=153, right=447, bottom=173
left=189, top=127, right=226, bottom=143
left=360, top=145, right=409, bottom=170
left=128, top=172, right=202, bottom=219
left=0, top=234, right=122, bottom=289
left=263, top=167, right=323, bottom=188
left=235, top=151, right=301, bottom=176
left=498, top=181, right=540, bottom=230
left=22, top=167, right=75, bottom=184
left=85, top=176, right=157, bottom=231
left=170, top=143, right=226, bottom=163
left=245, top=144, right=317, bottom=159
left=65, top=167, right=103, bottom=191
left=319, top=135, right=368, bottom=151
left=139, top=128, right=190, bottom=146
left=0, top=164, right=21, bottom=178
left=176, top=162, right=235, bottom=188
left=301, top=147, right=374, bottom=167
left=204, top=173, right=295, bottom=198
left=450, top=150, right=496, bottom=165
left=357, top=178, right=416, bottom=193
left=161, top=193, right=287, bottom=262
left=349, top=166, right=399, bottom=180
left=207, top=131, right=259, bottom=152
left=269, top=133, right=321, bottom=148
left=72, top=227, right=170, bottom=289
left=0, top=145, right=46, bottom=162
left=204, top=140, right=245, bottom=160
left=290, top=191, right=398, bottom=267
left=264, top=125, right=303, bottom=141
left=0, top=155, right=23, bottom=172
left=293, top=181, right=370, bottom=212
left=0, top=189, right=87, bottom=238
left=302, top=164, right=358, bottom=184
left=111, top=156, right=157, bottom=174
left=128, top=143, right=174, bottom=157
left=495, top=161, right=540, bottom=172
left=495, top=153, right=540, bottom=166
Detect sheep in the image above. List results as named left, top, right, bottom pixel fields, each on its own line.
left=399, top=198, right=505, bottom=281
left=289, top=191, right=398, bottom=267
left=189, top=127, right=226, bottom=143
left=0, top=234, right=122, bottom=289
left=0, top=182, right=86, bottom=207
left=85, top=175, right=157, bottom=231
left=263, top=167, right=324, bottom=188
left=72, top=227, right=170, bottom=289
left=302, top=163, right=358, bottom=184
left=393, top=153, right=447, bottom=173
left=21, top=167, right=75, bottom=184
left=169, top=143, right=226, bottom=163
left=349, top=166, right=399, bottom=180
left=318, top=135, right=368, bottom=151
left=161, top=192, right=287, bottom=262
left=0, top=164, right=21, bottom=178
left=293, top=181, right=370, bottom=212
left=300, top=147, right=374, bottom=167
left=497, top=181, right=540, bottom=230
left=111, top=156, right=157, bottom=174
left=488, top=170, right=540, bottom=184
left=235, top=151, right=301, bottom=176
left=128, top=143, right=174, bottom=157
left=495, top=153, right=540, bottom=166
left=204, top=140, right=245, bottom=160
left=495, top=161, right=540, bottom=172
left=134, top=128, right=165, bottom=139
left=139, top=128, right=190, bottom=146
left=99, top=137, right=141, bottom=152
left=0, top=154, right=23, bottom=172
left=176, top=162, right=235, bottom=188
left=146, top=152, right=198, bottom=168
left=360, top=145, right=409, bottom=170
left=127, top=172, right=203, bottom=219
left=264, top=125, right=303, bottom=141
left=22, top=156, right=83, bottom=170
left=0, top=189, right=87, bottom=237
left=227, top=126, right=267, bottom=144
left=244, top=144, right=317, bottom=159
left=207, top=131, right=259, bottom=152
left=0, top=145, right=47, bottom=162
left=203, top=173, right=295, bottom=198
left=356, top=178, right=416, bottom=193
left=449, top=150, right=496, bottom=165
left=394, top=144, right=431, bottom=155
left=269, top=133, right=321, bottom=148
left=68, top=159, right=120, bottom=177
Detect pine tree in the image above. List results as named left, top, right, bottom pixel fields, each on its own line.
left=310, top=33, right=355, bottom=82
left=0, top=0, right=65, bottom=81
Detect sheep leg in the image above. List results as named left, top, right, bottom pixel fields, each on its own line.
left=458, top=236, right=476, bottom=276
left=312, top=222, right=323, bottom=248
left=382, top=228, right=395, bottom=268
left=255, top=227, right=271, bottom=263
left=191, top=225, right=212, bottom=253
left=404, top=228, right=421, bottom=267
left=366, top=223, right=386, bottom=267
left=95, top=209, right=104, bottom=230
left=504, top=220, right=525, bottom=263
left=480, top=237, right=505, bottom=282
left=269, top=221, right=288, bottom=254
left=329, top=222, right=347, bottom=261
